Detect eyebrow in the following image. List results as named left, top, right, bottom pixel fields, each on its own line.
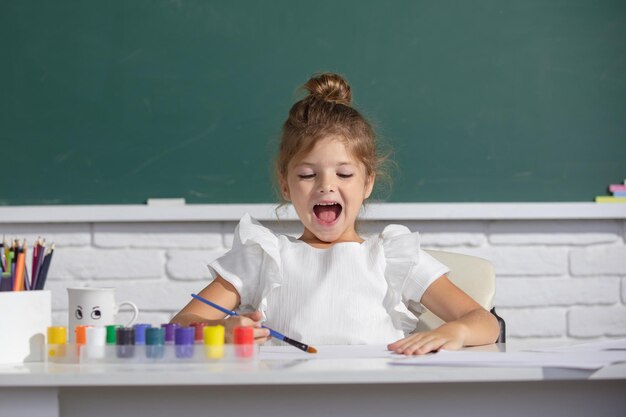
left=296, top=161, right=354, bottom=167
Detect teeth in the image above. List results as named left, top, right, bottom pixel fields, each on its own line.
left=316, top=202, right=339, bottom=206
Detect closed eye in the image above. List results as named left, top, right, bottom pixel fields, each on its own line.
left=297, top=173, right=353, bottom=179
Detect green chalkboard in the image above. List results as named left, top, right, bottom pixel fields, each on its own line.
left=1, top=0, right=625, bottom=205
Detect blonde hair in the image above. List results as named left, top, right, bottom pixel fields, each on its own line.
left=275, top=73, right=390, bottom=201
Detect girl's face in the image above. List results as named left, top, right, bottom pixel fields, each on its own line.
left=281, top=136, right=375, bottom=245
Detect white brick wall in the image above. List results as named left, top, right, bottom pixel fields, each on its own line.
left=3, top=218, right=625, bottom=344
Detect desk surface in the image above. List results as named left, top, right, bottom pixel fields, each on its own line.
left=1, top=344, right=625, bottom=387
left=2, top=344, right=625, bottom=417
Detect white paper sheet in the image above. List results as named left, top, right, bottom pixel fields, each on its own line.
left=259, top=344, right=400, bottom=360
left=526, top=338, right=626, bottom=353
left=389, top=349, right=626, bottom=370
left=259, top=341, right=626, bottom=370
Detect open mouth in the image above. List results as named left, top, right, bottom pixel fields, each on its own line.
left=313, top=202, right=343, bottom=224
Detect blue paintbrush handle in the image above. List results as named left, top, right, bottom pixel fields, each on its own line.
left=190, top=293, right=313, bottom=352
left=191, top=293, right=286, bottom=340
left=191, top=293, right=235, bottom=316
left=265, top=327, right=286, bottom=341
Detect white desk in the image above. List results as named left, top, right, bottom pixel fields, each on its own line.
left=1, top=344, right=624, bottom=417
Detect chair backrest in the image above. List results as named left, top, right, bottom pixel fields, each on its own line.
left=415, top=250, right=496, bottom=332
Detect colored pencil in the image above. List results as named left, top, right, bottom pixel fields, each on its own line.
left=2, top=237, right=9, bottom=276
left=31, top=238, right=41, bottom=289
left=0, top=239, right=10, bottom=291
left=0, top=238, right=4, bottom=273
left=32, top=239, right=46, bottom=290
left=36, top=244, right=54, bottom=290
left=13, top=241, right=26, bottom=291
left=7, top=250, right=14, bottom=289
left=190, top=293, right=317, bottom=354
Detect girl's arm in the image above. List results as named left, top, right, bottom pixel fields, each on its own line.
left=387, top=275, right=500, bottom=355
left=170, top=276, right=270, bottom=343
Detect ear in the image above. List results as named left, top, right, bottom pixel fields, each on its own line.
left=279, top=176, right=291, bottom=201
left=364, top=174, right=375, bottom=199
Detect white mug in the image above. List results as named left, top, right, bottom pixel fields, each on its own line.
left=67, top=287, right=139, bottom=341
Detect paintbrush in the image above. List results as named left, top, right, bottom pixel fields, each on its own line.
left=191, top=293, right=317, bottom=354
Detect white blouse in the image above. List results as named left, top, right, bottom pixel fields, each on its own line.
left=208, top=214, right=450, bottom=345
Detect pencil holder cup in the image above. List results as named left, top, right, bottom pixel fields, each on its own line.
left=0, top=291, right=51, bottom=364
left=67, top=287, right=138, bottom=342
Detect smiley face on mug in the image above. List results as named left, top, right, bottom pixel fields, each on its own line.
left=75, top=305, right=103, bottom=321
left=67, top=287, right=139, bottom=341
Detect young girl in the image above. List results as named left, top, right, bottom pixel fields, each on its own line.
left=171, top=73, right=499, bottom=355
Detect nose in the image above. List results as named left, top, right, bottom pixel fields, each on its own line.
left=318, top=173, right=336, bottom=194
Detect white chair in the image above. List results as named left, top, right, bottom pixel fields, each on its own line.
left=414, top=250, right=505, bottom=342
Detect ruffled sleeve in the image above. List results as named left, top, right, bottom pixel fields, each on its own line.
left=382, top=224, right=450, bottom=305
left=207, top=214, right=282, bottom=314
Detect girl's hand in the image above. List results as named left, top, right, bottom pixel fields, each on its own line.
left=387, top=323, right=467, bottom=355
left=223, top=311, right=271, bottom=344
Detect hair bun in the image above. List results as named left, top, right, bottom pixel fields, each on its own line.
left=304, top=73, right=352, bottom=106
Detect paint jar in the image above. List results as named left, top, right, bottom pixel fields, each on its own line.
left=115, top=327, right=135, bottom=358
left=233, top=326, right=254, bottom=358
left=106, top=324, right=122, bottom=345
left=204, top=325, right=225, bottom=359
left=74, top=325, right=92, bottom=356
left=161, top=323, right=179, bottom=345
left=145, top=327, right=165, bottom=359
left=84, top=326, right=106, bottom=359
left=174, top=326, right=194, bottom=359
left=47, top=326, right=67, bottom=358
left=133, top=323, right=151, bottom=345
left=190, top=322, right=207, bottom=344
left=74, top=325, right=92, bottom=345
